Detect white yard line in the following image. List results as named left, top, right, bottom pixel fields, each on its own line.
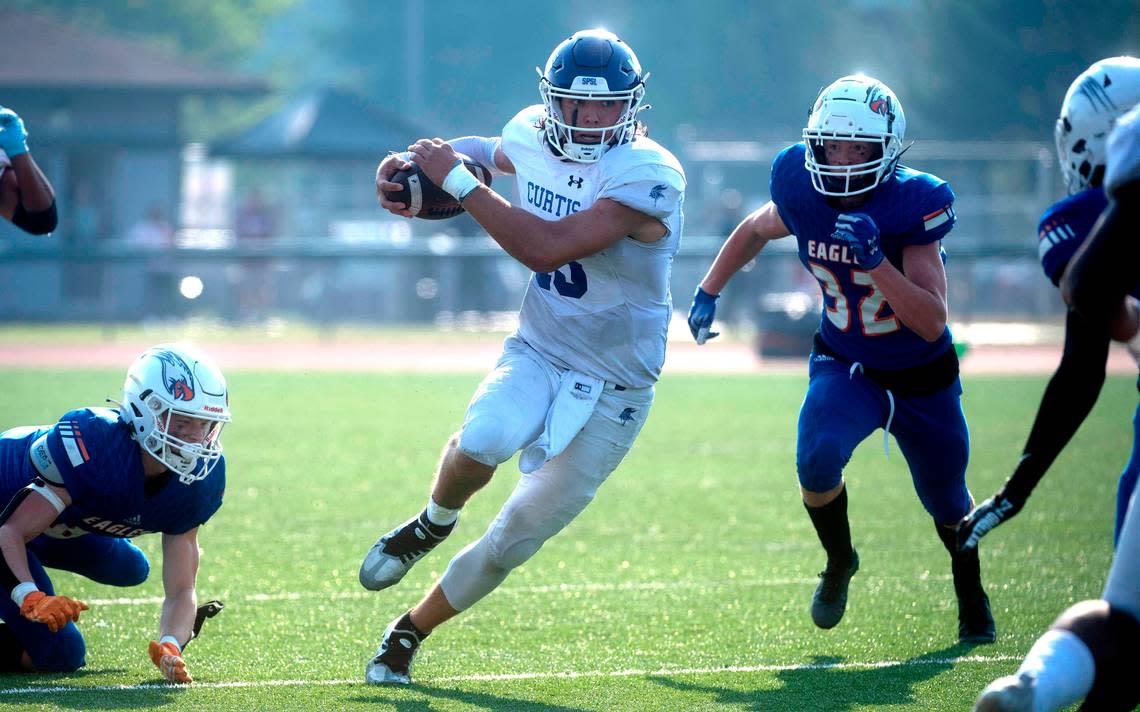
left=84, top=574, right=956, bottom=607
left=0, top=654, right=1023, bottom=695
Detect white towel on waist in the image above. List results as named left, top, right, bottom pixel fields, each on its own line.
left=519, top=370, right=603, bottom=474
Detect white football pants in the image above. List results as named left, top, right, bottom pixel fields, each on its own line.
left=441, top=335, right=653, bottom=611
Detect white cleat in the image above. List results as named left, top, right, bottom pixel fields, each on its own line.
left=359, top=512, right=455, bottom=591
left=973, top=671, right=1037, bottom=712
left=364, top=614, right=423, bottom=685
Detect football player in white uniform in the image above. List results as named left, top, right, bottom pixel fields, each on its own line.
left=972, top=101, right=1140, bottom=712
left=361, top=28, right=685, bottom=684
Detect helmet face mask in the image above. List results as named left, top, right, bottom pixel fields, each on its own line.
left=803, top=75, right=906, bottom=197
left=539, top=28, right=646, bottom=163
left=1055, top=56, right=1140, bottom=194
left=121, top=344, right=230, bottom=484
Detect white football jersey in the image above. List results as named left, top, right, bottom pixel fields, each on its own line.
left=1105, top=101, right=1140, bottom=199
left=499, top=105, right=686, bottom=388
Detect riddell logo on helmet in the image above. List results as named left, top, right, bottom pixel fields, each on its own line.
left=202, top=405, right=225, bottom=413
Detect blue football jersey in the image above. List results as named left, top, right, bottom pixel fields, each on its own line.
left=770, top=143, right=956, bottom=370
left=1037, top=188, right=1140, bottom=302
left=1037, top=188, right=1107, bottom=286
left=0, top=407, right=224, bottom=537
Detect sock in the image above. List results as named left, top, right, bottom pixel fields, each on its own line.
left=934, top=520, right=983, bottom=601
left=425, top=498, right=460, bottom=528
left=804, top=486, right=854, bottom=568
left=1018, top=629, right=1094, bottom=711
left=400, top=610, right=430, bottom=640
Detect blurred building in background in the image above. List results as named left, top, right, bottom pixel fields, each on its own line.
left=1, top=1, right=1135, bottom=350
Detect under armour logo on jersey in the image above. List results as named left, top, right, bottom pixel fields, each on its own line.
left=567, top=175, right=583, bottom=188
left=618, top=407, right=638, bottom=426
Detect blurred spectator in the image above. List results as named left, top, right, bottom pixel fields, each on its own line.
left=70, top=181, right=102, bottom=243
left=234, top=189, right=278, bottom=321
left=127, top=203, right=174, bottom=248
left=127, top=203, right=176, bottom=318
left=0, top=106, right=57, bottom=236
left=235, top=188, right=276, bottom=241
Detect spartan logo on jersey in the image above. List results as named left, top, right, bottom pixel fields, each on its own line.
left=618, top=407, right=638, bottom=426
left=156, top=349, right=196, bottom=401
left=650, top=184, right=668, bottom=206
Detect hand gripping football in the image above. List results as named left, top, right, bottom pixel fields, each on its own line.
left=385, top=154, right=492, bottom=220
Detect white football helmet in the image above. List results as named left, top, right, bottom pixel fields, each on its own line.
left=119, top=343, right=230, bottom=484
left=538, top=28, right=647, bottom=163
left=803, top=74, right=906, bottom=197
left=1055, top=56, right=1140, bottom=194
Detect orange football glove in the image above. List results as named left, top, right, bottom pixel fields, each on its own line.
left=19, top=591, right=89, bottom=633
left=148, top=640, right=192, bottom=683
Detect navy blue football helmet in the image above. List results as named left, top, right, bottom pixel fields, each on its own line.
left=538, top=29, right=646, bottom=162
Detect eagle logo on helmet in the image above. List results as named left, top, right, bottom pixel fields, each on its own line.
left=868, top=88, right=892, bottom=117
left=155, top=350, right=195, bottom=402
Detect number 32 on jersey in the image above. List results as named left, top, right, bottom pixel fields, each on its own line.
left=810, top=262, right=899, bottom=335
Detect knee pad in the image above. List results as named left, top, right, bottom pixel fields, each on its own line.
left=797, top=433, right=846, bottom=492
left=458, top=414, right=523, bottom=466
left=485, top=502, right=550, bottom=571
left=1054, top=600, right=1140, bottom=710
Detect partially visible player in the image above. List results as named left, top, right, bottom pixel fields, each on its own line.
left=688, top=74, right=994, bottom=644
left=0, top=344, right=230, bottom=682
left=959, top=57, right=1140, bottom=551
left=360, top=28, right=685, bottom=684
left=0, top=105, right=57, bottom=235
left=972, top=99, right=1140, bottom=712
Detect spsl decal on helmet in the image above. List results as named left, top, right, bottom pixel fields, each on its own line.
left=155, top=349, right=196, bottom=402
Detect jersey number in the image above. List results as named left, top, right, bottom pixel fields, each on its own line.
left=536, top=262, right=588, bottom=299
left=809, top=263, right=900, bottom=336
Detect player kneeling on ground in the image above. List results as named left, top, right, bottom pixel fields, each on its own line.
left=0, top=344, right=229, bottom=682
left=361, top=28, right=684, bottom=684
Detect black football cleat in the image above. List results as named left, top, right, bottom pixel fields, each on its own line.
left=365, top=612, right=426, bottom=685
left=359, top=511, right=456, bottom=591
left=958, top=589, right=997, bottom=644
left=811, top=549, right=859, bottom=629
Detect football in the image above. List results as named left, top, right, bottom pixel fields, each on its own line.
left=384, top=154, right=493, bottom=220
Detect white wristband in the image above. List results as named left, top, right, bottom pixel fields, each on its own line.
left=159, top=635, right=182, bottom=653
left=11, top=581, right=39, bottom=607
left=440, top=160, right=481, bottom=201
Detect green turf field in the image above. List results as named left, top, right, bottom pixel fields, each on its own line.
left=0, top=368, right=1133, bottom=710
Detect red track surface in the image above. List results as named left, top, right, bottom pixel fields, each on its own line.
left=0, top=340, right=1134, bottom=375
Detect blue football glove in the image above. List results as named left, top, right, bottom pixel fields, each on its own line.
left=687, top=287, right=720, bottom=345
left=832, top=212, right=883, bottom=270
left=0, top=107, right=29, bottom=157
